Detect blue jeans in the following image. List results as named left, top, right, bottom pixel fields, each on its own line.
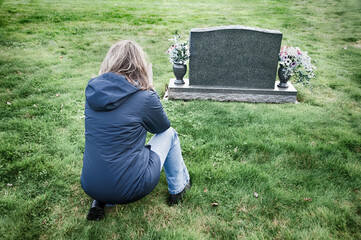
left=147, top=127, right=190, bottom=195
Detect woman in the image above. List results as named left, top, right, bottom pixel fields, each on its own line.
left=81, top=40, right=191, bottom=221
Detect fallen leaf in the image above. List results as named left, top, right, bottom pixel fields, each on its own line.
left=203, top=188, right=208, bottom=193
left=303, top=197, right=312, bottom=202
left=33, top=104, right=38, bottom=108
left=254, top=192, right=259, bottom=198
left=60, top=56, right=63, bottom=59
left=7, top=102, right=11, bottom=105
left=211, top=203, right=219, bottom=207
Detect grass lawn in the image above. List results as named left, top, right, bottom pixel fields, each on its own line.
left=0, top=0, right=360, bottom=239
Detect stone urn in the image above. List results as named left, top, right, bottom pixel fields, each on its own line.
left=173, top=63, right=187, bottom=85
left=277, top=64, right=290, bottom=88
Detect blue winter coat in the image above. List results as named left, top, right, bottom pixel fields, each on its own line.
left=81, top=72, right=170, bottom=204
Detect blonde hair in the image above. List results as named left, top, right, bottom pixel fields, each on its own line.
left=99, top=40, right=152, bottom=90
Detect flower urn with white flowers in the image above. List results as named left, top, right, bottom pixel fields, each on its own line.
left=278, top=46, right=316, bottom=88
left=166, top=32, right=190, bottom=84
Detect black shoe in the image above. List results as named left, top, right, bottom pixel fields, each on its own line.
left=86, top=200, right=106, bottom=221
left=168, top=180, right=192, bottom=206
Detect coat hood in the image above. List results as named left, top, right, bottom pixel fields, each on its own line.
left=85, top=72, right=140, bottom=111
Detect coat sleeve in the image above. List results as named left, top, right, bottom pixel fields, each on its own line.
left=142, top=91, right=170, bottom=134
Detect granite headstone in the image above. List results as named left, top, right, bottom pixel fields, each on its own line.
left=189, top=26, right=282, bottom=89
left=167, top=26, right=298, bottom=103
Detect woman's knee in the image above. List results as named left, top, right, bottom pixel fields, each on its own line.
left=161, top=127, right=178, bottom=142
left=160, top=126, right=176, bottom=135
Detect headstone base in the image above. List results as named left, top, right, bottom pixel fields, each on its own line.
left=167, top=79, right=297, bottom=103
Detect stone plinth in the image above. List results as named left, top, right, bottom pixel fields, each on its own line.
left=168, top=79, right=297, bottom=103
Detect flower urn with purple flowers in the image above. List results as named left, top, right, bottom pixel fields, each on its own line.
left=278, top=46, right=316, bottom=88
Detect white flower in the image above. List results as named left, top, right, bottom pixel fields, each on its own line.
left=167, top=33, right=190, bottom=64
left=287, top=47, right=298, bottom=57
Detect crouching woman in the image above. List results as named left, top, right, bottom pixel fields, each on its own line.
left=81, top=40, right=191, bottom=221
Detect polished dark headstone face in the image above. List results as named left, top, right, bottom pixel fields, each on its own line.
left=189, top=26, right=282, bottom=89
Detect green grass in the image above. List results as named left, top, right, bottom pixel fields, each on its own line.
left=0, top=0, right=360, bottom=239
